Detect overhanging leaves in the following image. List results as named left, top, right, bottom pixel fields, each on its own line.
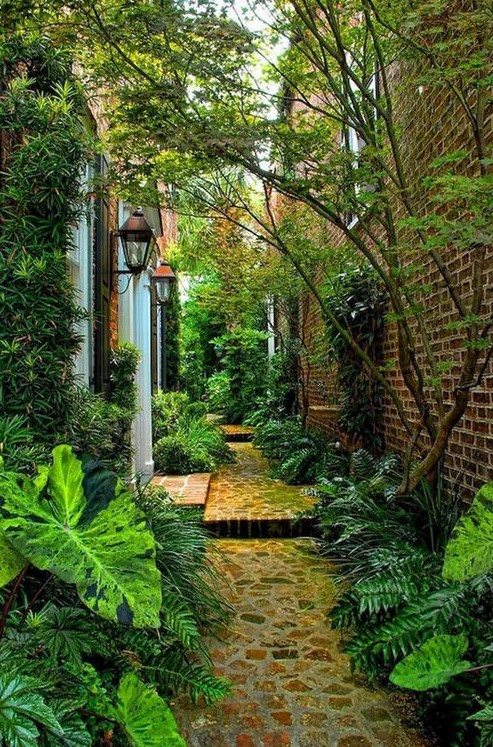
left=390, top=634, right=472, bottom=691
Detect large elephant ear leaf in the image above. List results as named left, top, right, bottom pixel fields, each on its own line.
left=0, top=446, right=161, bottom=627
left=0, top=532, right=26, bottom=587
left=47, top=445, right=86, bottom=525
left=390, top=634, right=472, bottom=691
left=116, top=673, right=187, bottom=747
left=443, top=481, right=493, bottom=581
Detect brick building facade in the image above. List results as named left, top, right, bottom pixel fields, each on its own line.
left=294, top=57, right=493, bottom=496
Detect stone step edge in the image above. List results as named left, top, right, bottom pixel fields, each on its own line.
left=219, top=424, right=255, bottom=442
left=203, top=516, right=316, bottom=539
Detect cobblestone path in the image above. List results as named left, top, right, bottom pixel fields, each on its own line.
left=174, top=444, right=429, bottom=747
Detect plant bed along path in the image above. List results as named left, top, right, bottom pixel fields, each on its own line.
left=173, top=440, right=430, bottom=747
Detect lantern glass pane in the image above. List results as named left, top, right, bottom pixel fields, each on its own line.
left=124, top=240, right=147, bottom=268
left=156, top=279, right=172, bottom=303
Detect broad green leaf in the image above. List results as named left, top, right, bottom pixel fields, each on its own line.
left=443, top=482, right=493, bottom=581
left=47, top=445, right=86, bottom=525
left=0, top=532, right=26, bottom=587
left=0, top=447, right=162, bottom=628
left=117, top=673, right=186, bottom=747
left=390, top=635, right=472, bottom=691
left=0, top=673, right=63, bottom=747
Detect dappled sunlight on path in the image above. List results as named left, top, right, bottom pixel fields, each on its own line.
left=173, top=433, right=429, bottom=746
left=173, top=539, right=428, bottom=747
left=204, top=442, right=315, bottom=522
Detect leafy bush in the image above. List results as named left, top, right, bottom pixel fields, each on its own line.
left=154, top=414, right=232, bottom=475
left=152, top=390, right=206, bottom=441
left=69, top=343, right=140, bottom=475
left=210, top=328, right=269, bottom=423
left=0, top=450, right=231, bottom=745
left=254, top=416, right=345, bottom=485
left=323, top=266, right=386, bottom=450
left=205, top=372, right=232, bottom=416
left=0, top=34, right=90, bottom=446
left=246, top=347, right=299, bottom=427
left=0, top=415, right=48, bottom=474
left=313, top=453, right=493, bottom=746
left=152, top=390, right=230, bottom=474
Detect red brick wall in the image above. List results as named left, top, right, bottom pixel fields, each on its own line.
left=298, top=65, right=493, bottom=496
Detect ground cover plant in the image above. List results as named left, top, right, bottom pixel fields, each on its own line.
left=254, top=416, right=347, bottom=485
left=0, top=446, right=231, bottom=746
left=312, top=451, right=493, bottom=746
left=152, top=391, right=232, bottom=474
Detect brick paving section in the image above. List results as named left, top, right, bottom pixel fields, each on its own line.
left=173, top=539, right=428, bottom=747
left=204, top=443, right=315, bottom=522
left=151, top=473, right=211, bottom=506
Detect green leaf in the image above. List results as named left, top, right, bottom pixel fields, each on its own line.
left=0, top=447, right=162, bottom=628
left=0, top=673, right=63, bottom=747
left=46, top=445, right=85, bottom=525
left=116, top=673, right=187, bottom=747
left=389, top=635, right=472, bottom=691
left=469, top=705, right=493, bottom=722
left=443, top=482, right=493, bottom=581
left=0, top=532, right=26, bottom=587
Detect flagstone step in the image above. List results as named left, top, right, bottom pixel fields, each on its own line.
left=151, top=472, right=212, bottom=507
left=219, top=423, right=255, bottom=441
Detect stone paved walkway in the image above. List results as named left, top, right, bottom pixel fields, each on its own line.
left=204, top=443, right=315, bottom=522
left=173, top=436, right=429, bottom=747
left=173, top=539, right=428, bottom=747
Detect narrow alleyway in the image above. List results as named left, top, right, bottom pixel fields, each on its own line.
left=174, top=441, right=429, bottom=747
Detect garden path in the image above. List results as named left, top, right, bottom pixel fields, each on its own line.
left=173, top=442, right=429, bottom=747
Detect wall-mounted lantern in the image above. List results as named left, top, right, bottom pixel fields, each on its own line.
left=118, top=207, right=156, bottom=275
left=151, top=260, right=176, bottom=391
left=151, top=260, right=176, bottom=304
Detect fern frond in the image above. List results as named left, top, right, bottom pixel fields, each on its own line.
left=160, top=590, right=203, bottom=652
left=151, top=648, right=232, bottom=705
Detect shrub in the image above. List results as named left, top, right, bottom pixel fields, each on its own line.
left=154, top=414, right=231, bottom=475
left=205, top=372, right=232, bottom=416
left=313, top=453, right=493, bottom=746
left=152, top=390, right=208, bottom=441
left=0, top=449, right=231, bottom=746
left=69, top=343, right=140, bottom=476
left=0, top=35, right=90, bottom=446
left=210, top=328, right=269, bottom=423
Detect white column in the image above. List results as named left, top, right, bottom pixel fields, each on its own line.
left=133, top=268, right=154, bottom=482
